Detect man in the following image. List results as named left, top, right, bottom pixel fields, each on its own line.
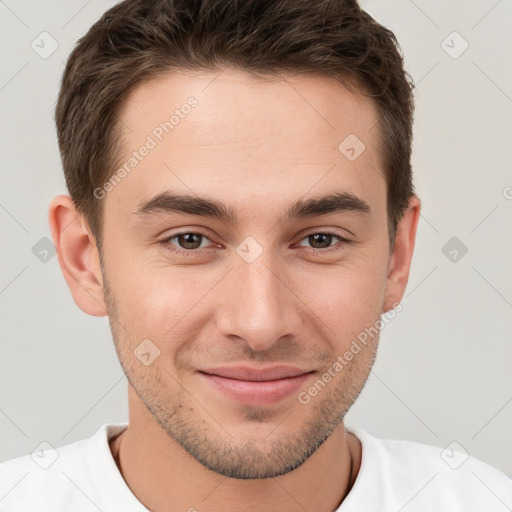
left=1, top=0, right=510, bottom=510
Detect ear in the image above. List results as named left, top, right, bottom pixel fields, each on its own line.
left=48, top=195, right=107, bottom=316
left=383, top=195, right=421, bottom=312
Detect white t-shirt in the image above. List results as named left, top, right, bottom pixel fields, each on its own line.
left=0, top=422, right=511, bottom=511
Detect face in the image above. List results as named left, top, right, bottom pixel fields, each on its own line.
left=99, top=68, right=396, bottom=479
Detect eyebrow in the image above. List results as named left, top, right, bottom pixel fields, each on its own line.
left=133, top=190, right=370, bottom=223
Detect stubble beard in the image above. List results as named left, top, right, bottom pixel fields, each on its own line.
left=102, top=272, right=377, bottom=479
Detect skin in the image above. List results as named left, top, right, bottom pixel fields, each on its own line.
left=49, top=67, right=420, bottom=511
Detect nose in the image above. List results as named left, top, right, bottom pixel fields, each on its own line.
left=215, top=248, right=303, bottom=353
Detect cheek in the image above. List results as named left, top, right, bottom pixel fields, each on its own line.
left=110, top=264, right=218, bottom=338
left=292, top=258, right=386, bottom=341
left=106, top=235, right=387, bottom=345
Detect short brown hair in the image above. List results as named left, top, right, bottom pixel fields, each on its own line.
left=55, top=0, right=415, bottom=253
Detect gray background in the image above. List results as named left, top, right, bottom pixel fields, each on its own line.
left=1, top=0, right=511, bottom=482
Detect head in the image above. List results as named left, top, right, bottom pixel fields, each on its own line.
left=50, top=0, right=420, bottom=479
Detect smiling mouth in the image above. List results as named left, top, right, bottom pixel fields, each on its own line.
left=197, top=366, right=316, bottom=406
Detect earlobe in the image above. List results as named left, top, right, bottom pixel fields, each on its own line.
left=383, top=195, right=421, bottom=312
left=48, top=195, right=107, bottom=317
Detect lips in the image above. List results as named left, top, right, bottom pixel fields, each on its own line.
left=199, top=365, right=312, bottom=381
left=197, top=365, right=315, bottom=406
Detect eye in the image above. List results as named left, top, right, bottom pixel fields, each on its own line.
left=160, top=230, right=351, bottom=258
left=161, top=231, right=215, bottom=255
left=296, top=232, right=350, bottom=253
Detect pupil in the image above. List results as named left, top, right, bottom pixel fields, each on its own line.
left=180, top=233, right=201, bottom=249
left=310, top=233, right=331, bottom=249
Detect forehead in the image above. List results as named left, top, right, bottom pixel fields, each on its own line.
left=119, top=68, right=378, bottom=147
left=107, top=67, right=385, bottom=221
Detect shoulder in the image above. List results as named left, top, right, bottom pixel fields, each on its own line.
left=343, top=427, right=512, bottom=511
left=0, top=423, right=128, bottom=511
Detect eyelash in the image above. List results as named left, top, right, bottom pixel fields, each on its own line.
left=160, top=231, right=351, bottom=257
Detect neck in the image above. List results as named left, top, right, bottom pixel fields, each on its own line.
left=110, top=391, right=361, bottom=512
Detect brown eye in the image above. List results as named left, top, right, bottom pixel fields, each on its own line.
left=297, top=232, right=346, bottom=251
left=175, top=233, right=204, bottom=250
left=308, top=233, right=336, bottom=249
left=162, top=232, right=214, bottom=254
